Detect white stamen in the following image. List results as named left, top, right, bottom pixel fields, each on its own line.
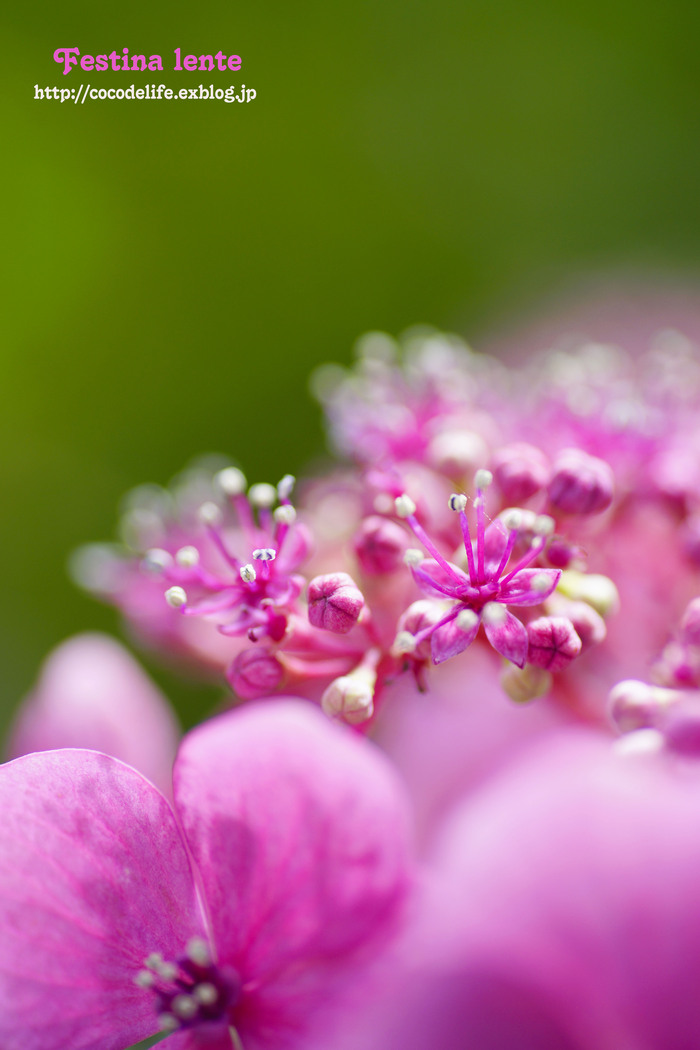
left=277, top=474, right=296, bottom=500
left=501, top=509, right=523, bottom=532
left=395, top=494, right=417, bottom=518
left=392, top=631, right=417, bottom=654
left=482, top=602, right=507, bottom=626
left=448, top=493, right=468, bottom=512
left=134, top=970, right=156, bottom=988
left=186, top=936, right=212, bottom=967
left=145, top=952, right=164, bottom=970
left=274, top=504, right=297, bottom=525
left=165, top=586, right=188, bottom=609
left=172, top=994, right=198, bottom=1020
left=404, top=548, right=425, bottom=567
left=474, top=468, right=493, bottom=491
left=532, top=572, right=553, bottom=593
left=197, top=501, right=223, bottom=527
left=194, top=982, right=219, bottom=1006
left=252, top=548, right=276, bottom=562
left=456, top=609, right=479, bottom=631
left=158, top=1013, right=179, bottom=1033
left=215, top=466, right=247, bottom=497
left=154, top=961, right=178, bottom=981
left=240, top=564, right=257, bottom=583
left=248, top=483, right=277, bottom=508
left=175, top=545, right=200, bottom=568
left=142, top=548, right=173, bottom=574
left=533, top=514, right=555, bottom=537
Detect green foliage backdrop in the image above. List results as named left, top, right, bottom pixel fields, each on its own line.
left=3, top=0, right=700, bottom=729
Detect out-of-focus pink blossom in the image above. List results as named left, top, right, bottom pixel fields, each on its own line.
left=7, top=633, right=179, bottom=797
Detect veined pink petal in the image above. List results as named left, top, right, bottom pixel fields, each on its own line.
left=7, top=633, right=180, bottom=797
left=483, top=609, right=529, bottom=667
left=499, top=569, right=561, bottom=606
left=173, top=699, right=413, bottom=1049
left=0, top=750, right=205, bottom=1050
left=431, top=612, right=480, bottom=664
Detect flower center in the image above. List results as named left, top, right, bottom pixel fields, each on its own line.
left=134, top=937, right=241, bottom=1034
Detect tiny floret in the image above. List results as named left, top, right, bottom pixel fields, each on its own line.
left=393, top=630, right=418, bottom=654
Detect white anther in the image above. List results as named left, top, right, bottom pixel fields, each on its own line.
left=175, top=545, right=200, bottom=568
left=134, top=970, right=156, bottom=988
left=614, top=728, right=665, bottom=758
left=532, top=572, right=553, bottom=593
left=155, top=961, right=178, bottom=981
left=248, top=483, right=277, bottom=508
left=142, top=548, right=173, bottom=574
left=172, top=994, right=198, bottom=1020
left=533, top=514, right=555, bottom=537
left=145, top=952, right=164, bottom=970
left=197, top=501, right=223, bottom=527
left=277, top=474, right=296, bottom=500
left=392, top=631, right=417, bottom=655
left=194, top=982, right=219, bottom=1006
left=274, top=504, right=297, bottom=525
left=165, top=586, right=188, bottom=609
left=456, top=609, right=479, bottom=631
left=215, top=466, right=247, bottom=497
left=252, top=548, right=276, bottom=562
left=474, top=468, right=493, bottom=491
left=240, top=564, right=257, bottom=583
left=404, top=548, right=425, bottom=568
left=186, top=936, right=211, bottom=967
left=501, top=509, right=523, bottom=532
left=448, top=493, right=468, bottom=512
left=395, top=494, right=417, bottom=518
left=158, top=1013, right=179, bottom=1033
left=482, top=602, right=507, bottom=626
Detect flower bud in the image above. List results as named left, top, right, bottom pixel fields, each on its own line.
left=526, top=616, right=582, bottom=671
left=352, top=516, right=408, bottom=575
left=546, top=595, right=606, bottom=651
left=321, top=666, right=375, bottom=724
left=227, top=649, right=285, bottom=700
left=491, top=443, right=550, bottom=504
left=394, top=600, right=446, bottom=660
left=501, top=664, right=552, bottom=704
left=307, top=572, right=365, bottom=634
left=548, top=448, right=614, bottom=515
left=608, top=679, right=681, bottom=734
left=556, top=570, right=619, bottom=618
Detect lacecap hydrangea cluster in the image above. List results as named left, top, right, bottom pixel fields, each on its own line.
left=5, top=324, right=700, bottom=1050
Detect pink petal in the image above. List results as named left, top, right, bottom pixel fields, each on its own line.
left=483, top=609, right=529, bottom=667
left=499, top=569, right=561, bottom=606
left=7, top=633, right=180, bottom=797
left=431, top=612, right=480, bottom=664
left=164, top=1027, right=239, bottom=1050
left=173, top=699, right=413, bottom=1049
left=0, top=750, right=205, bottom=1050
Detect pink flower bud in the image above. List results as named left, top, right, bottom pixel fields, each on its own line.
left=545, top=535, right=585, bottom=569
left=395, top=600, right=446, bottom=660
left=548, top=449, right=614, bottom=515
left=227, top=649, right=284, bottom=699
left=665, top=708, right=700, bottom=756
left=608, top=679, right=684, bottom=733
left=526, top=616, right=582, bottom=671
left=680, top=598, right=700, bottom=648
left=307, top=572, right=365, bottom=634
left=491, top=443, right=550, bottom=503
left=353, top=516, right=408, bottom=575
left=561, top=599, right=606, bottom=651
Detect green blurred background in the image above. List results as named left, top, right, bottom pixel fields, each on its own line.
left=3, top=0, right=700, bottom=732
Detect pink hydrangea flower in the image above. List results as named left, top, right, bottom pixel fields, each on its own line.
left=0, top=700, right=412, bottom=1050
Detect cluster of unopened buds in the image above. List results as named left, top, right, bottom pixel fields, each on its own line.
left=8, top=321, right=700, bottom=1050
